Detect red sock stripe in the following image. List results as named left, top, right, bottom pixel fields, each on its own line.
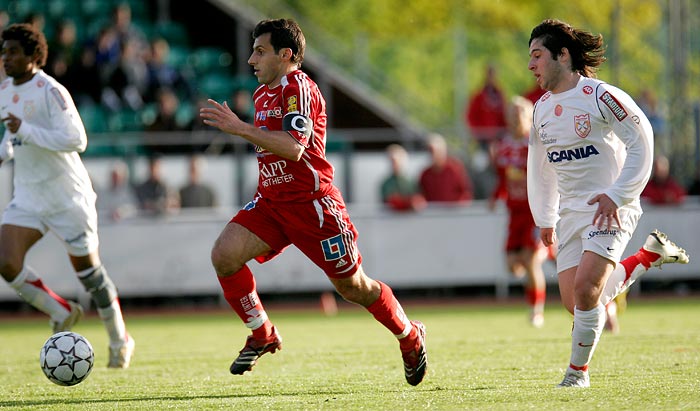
left=569, top=363, right=588, bottom=372
left=620, top=255, right=641, bottom=281
left=635, top=248, right=658, bottom=269
left=27, top=279, right=71, bottom=311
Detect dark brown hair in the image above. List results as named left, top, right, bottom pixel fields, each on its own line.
left=529, top=19, right=606, bottom=78
left=252, top=19, right=305, bottom=66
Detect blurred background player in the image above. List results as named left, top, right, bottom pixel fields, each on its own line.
left=200, top=19, right=427, bottom=386
left=0, top=24, right=134, bottom=368
left=527, top=19, right=689, bottom=388
left=489, top=96, right=546, bottom=327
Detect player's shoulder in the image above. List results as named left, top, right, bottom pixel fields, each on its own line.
left=281, top=69, right=317, bottom=90
left=0, top=77, right=11, bottom=92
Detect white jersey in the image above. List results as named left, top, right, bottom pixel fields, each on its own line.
left=0, top=70, right=95, bottom=214
left=527, top=76, right=653, bottom=228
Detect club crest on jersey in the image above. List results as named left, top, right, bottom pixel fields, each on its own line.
left=582, top=85, right=593, bottom=95
left=599, top=91, right=627, bottom=121
left=574, top=114, right=591, bottom=138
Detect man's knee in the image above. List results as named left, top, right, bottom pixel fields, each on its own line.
left=0, top=253, right=23, bottom=281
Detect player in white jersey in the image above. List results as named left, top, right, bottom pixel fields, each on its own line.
left=527, top=19, right=689, bottom=388
left=0, top=24, right=134, bottom=368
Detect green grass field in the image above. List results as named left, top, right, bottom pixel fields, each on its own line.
left=0, top=298, right=698, bottom=410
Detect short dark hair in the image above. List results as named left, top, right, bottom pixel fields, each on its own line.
left=1, top=23, right=48, bottom=68
left=252, top=19, right=305, bottom=66
left=529, top=19, right=606, bottom=78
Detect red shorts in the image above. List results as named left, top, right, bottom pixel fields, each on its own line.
left=231, top=186, right=362, bottom=279
left=505, top=208, right=541, bottom=252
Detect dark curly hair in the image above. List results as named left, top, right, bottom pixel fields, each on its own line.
left=529, top=19, right=606, bottom=78
left=252, top=19, right=305, bottom=66
left=2, top=23, right=48, bottom=68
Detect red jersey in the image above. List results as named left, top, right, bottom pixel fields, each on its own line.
left=252, top=70, right=334, bottom=202
left=491, top=136, right=530, bottom=210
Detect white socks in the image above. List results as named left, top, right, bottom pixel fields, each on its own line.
left=569, top=303, right=606, bottom=368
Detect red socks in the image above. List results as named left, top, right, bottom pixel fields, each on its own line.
left=217, top=265, right=273, bottom=339
left=366, top=281, right=416, bottom=349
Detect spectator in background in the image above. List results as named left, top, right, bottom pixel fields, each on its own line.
left=146, top=37, right=194, bottom=103
left=179, top=155, right=217, bottom=208
left=231, top=88, right=254, bottom=123
left=147, top=87, right=191, bottom=132
left=96, top=160, right=138, bottom=221
left=489, top=96, right=547, bottom=327
left=110, top=2, right=148, bottom=55
left=103, top=37, right=149, bottom=112
left=70, top=46, right=103, bottom=106
left=419, top=133, right=473, bottom=205
left=23, top=12, right=46, bottom=34
left=45, top=19, right=80, bottom=87
left=134, top=154, right=179, bottom=215
left=380, top=144, right=426, bottom=212
left=465, top=64, right=507, bottom=150
left=641, top=154, right=686, bottom=205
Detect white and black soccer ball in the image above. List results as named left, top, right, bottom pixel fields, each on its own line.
left=40, top=331, right=95, bottom=386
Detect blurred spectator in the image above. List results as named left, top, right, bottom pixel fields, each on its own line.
left=23, top=12, right=46, bottom=34
left=45, top=19, right=80, bottom=86
left=111, top=2, right=148, bottom=54
left=103, top=37, right=149, bottom=112
left=134, top=154, right=179, bottom=215
left=641, top=154, right=686, bottom=205
left=179, top=155, right=217, bottom=208
left=465, top=64, right=507, bottom=150
left=93, top=26, right=121, bottom=75
left=637, top=89, right=666, bottom=137
left=70, top=46, right=104, bottom=106
left=146, top=37, right=195, bottom=103
left=231, top=88, right=254, bottom=123
left=96, top=160, right=138, bottom=221
left=418, top=133, right=473, bottom=205
left=147, top=88, right=192, bottom=132
left=380, top=144, right=426, bottom=212
left=687, top=169, right=700, bottom=196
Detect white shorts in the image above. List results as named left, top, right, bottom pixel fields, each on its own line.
left=555, top=207, right=641, bottom=273
left=2, top=199, right=99, bottom=257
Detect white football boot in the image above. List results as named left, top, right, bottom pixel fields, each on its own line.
left=643, top=230, right=689, bottom=267
left=557, top=368, right=590, bottom=388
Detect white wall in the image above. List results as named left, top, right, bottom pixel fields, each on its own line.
left=0, top=201, right=697, bottom=301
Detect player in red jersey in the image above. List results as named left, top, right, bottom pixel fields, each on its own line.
left=489, top=96, right=547, bottom=327
left=199, top=19, right=427, bottom=385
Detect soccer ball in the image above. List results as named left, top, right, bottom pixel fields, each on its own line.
left=40, top=331, right=95, bottom=386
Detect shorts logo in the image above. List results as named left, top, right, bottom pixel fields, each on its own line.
left=574, top=114, right=591, bottom=138
left=599, top=91, right=628, bottom=121
left=321, top=234, right=347, bottom=261
left=587, top=228, right=618, bottom=239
